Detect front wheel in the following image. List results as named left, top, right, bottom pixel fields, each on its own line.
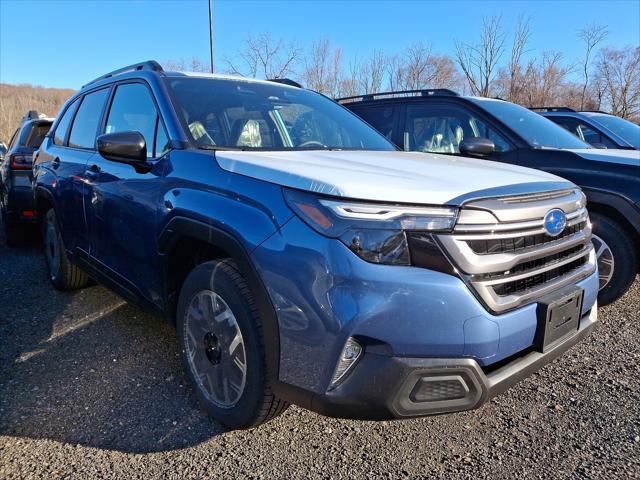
left=43, top=209, right=90, bottom=290
left=177, top=259, right=288, bottom=429
left=590, top=213, right=637, bottom=306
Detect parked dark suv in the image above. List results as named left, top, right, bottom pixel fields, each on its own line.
left=339, top=90, right=640, bottom=305
left=34, top=62, right=599, bottom=428
left=533, top=107, right=640, bottom=150
left=0, top=111, right=53, bottom=246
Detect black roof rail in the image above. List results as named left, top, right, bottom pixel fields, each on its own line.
left=268, top=78, right=303, bottom=88
left=529, top=106, right=575, bottom=112
left=82, top=60, right=164, bottom=89
left=579, top=109, right=610, bottom=114
left=337, top=88, right=459, bottom=104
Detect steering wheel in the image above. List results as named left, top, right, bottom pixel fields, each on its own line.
left=298, top=140, right=325, bottom=148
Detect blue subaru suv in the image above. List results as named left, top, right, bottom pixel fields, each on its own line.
left=34, top=62, right=599, bottom=428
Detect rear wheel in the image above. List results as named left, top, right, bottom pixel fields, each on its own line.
left=43, top=209, right=90, bottom=290
left=590, top=213, right=637, bottom=306
left=177, top=259, right=288, bottom=429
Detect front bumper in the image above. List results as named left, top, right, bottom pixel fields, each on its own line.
left=306, top=306, right=597, bottom=419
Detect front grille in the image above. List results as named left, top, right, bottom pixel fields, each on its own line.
left=436, top=188, right=596, bottom=313
left=467, top=222, right=586, bottom=254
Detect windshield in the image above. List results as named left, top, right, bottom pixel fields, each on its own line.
left=585, top=113, right=640, bottom=148
left=472, top=99, right=591, bottom=149
left=164, top=76, right=395, bottom=151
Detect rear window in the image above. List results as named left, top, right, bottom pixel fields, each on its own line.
left=22, top=123, right=52, bottom=148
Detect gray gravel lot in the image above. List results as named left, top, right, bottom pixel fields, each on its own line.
left=0, top=225, right=639, bottom=480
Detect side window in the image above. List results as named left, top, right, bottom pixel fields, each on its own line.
left=54, top=98, right=80, bottom=146
left=68, top=89, right=109, bottom=149
left=405, top=104, right=511, bottom=154
left=577, top=124, right=617, bottom=148
left=7, top=128, right=20, bottom=150
left=105, top=83, right=163, bottom=158
left=352, top=106, right=396, bottom=141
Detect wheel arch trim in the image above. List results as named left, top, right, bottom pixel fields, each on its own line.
left=157, top=215, right=281, bottom=385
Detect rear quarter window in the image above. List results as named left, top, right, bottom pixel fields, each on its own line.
left=54, top=98, right=80, bottom=146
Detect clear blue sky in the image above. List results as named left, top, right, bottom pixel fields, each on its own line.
left=1, top=0, right=639, bottom=89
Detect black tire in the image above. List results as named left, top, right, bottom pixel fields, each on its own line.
left=177, top=259, right=288, bottom=429
left=43, top=208, right=90, bottom=290
left=590, top=213, right=638, bottom=306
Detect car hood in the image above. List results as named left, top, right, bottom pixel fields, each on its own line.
left=568, top=148, right=640, bottom=167
left=215, top=150, right=572, bottom=205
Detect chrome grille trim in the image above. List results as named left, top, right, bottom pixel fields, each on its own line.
left=437, top=189, right=596, bottom=313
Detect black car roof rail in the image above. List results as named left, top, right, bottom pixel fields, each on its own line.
left=337, top=88, right=459, bottom=104
left=82, top=60, right=164, bottom=89
left=268, top=78, right=303, bottom=88
left=529, top=106, right=576, bottom=112
left=579, top=109, right=610, bottom=114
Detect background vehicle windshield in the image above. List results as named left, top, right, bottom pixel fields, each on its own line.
left=584, top=113, right=640, bottom=148
left=165, top=76, right=395, bottom=151
left=473, top=99, right=591, bottom=149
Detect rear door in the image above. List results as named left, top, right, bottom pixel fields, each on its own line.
left=44, top=88, right=110, bottom=253
left=84, top=81, right=170, bottom=305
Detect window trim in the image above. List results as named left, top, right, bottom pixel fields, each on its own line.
left=52, top=97, right=80, bottom=147
left=101, top=79, right=171, bottom=160
left=66, top=86, right=112, bottom=152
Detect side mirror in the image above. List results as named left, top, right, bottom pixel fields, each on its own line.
left=459, top=137, right=495, bottom=157
left=97, top=131, right=147, bottom=164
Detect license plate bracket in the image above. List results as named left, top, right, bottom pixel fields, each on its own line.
left=534, top=286, right=584, bottom=353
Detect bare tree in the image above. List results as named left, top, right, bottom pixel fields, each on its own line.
left=578, top=23, right=608, bottom=109
left=162, top=57, right=211, bottom=73
left=519, top=52, right=572, bottom=107
left=507, top=16, right=532, bottom=103
left=224, top=31, right=301, bottom=79
left=350, top=50, right=387, bottom=94
left=302, top=37, right=344, bottom=97
left=595, top=46, right=640, bottom=120
left=454, top=16, right=506, bottom=96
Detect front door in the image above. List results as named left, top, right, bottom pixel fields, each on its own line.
left=84, top=82, right=170, bottom=306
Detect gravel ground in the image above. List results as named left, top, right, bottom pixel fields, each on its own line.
left=0, top=224, right=639, bottom=480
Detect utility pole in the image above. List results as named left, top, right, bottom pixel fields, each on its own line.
left=208, top=0, right=214, bottom=73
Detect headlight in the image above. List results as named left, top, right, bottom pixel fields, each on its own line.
left=283, top=188, right=458, bottom=265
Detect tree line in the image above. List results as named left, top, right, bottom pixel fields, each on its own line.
left=1, top=16, right=637, bottom=144
left=167, top=17, right=640, bottom=122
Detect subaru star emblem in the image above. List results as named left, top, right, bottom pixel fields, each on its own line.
left=544, top=209, right=567, bottom=237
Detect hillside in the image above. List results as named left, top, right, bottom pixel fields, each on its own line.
left=0, top=83, right=76, bottom=145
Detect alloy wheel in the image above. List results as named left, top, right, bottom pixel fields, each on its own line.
left=183, top=290, right=247, bottom=408
left=592, top=233, right=614, bottom=291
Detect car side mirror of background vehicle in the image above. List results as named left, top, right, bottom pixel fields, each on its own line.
left=459, top=137, right=495, bottom=157
left=97, top=131, right=147, bottom=164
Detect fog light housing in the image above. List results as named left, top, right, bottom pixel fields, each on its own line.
left=329, top=337, right=362, bottom=389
